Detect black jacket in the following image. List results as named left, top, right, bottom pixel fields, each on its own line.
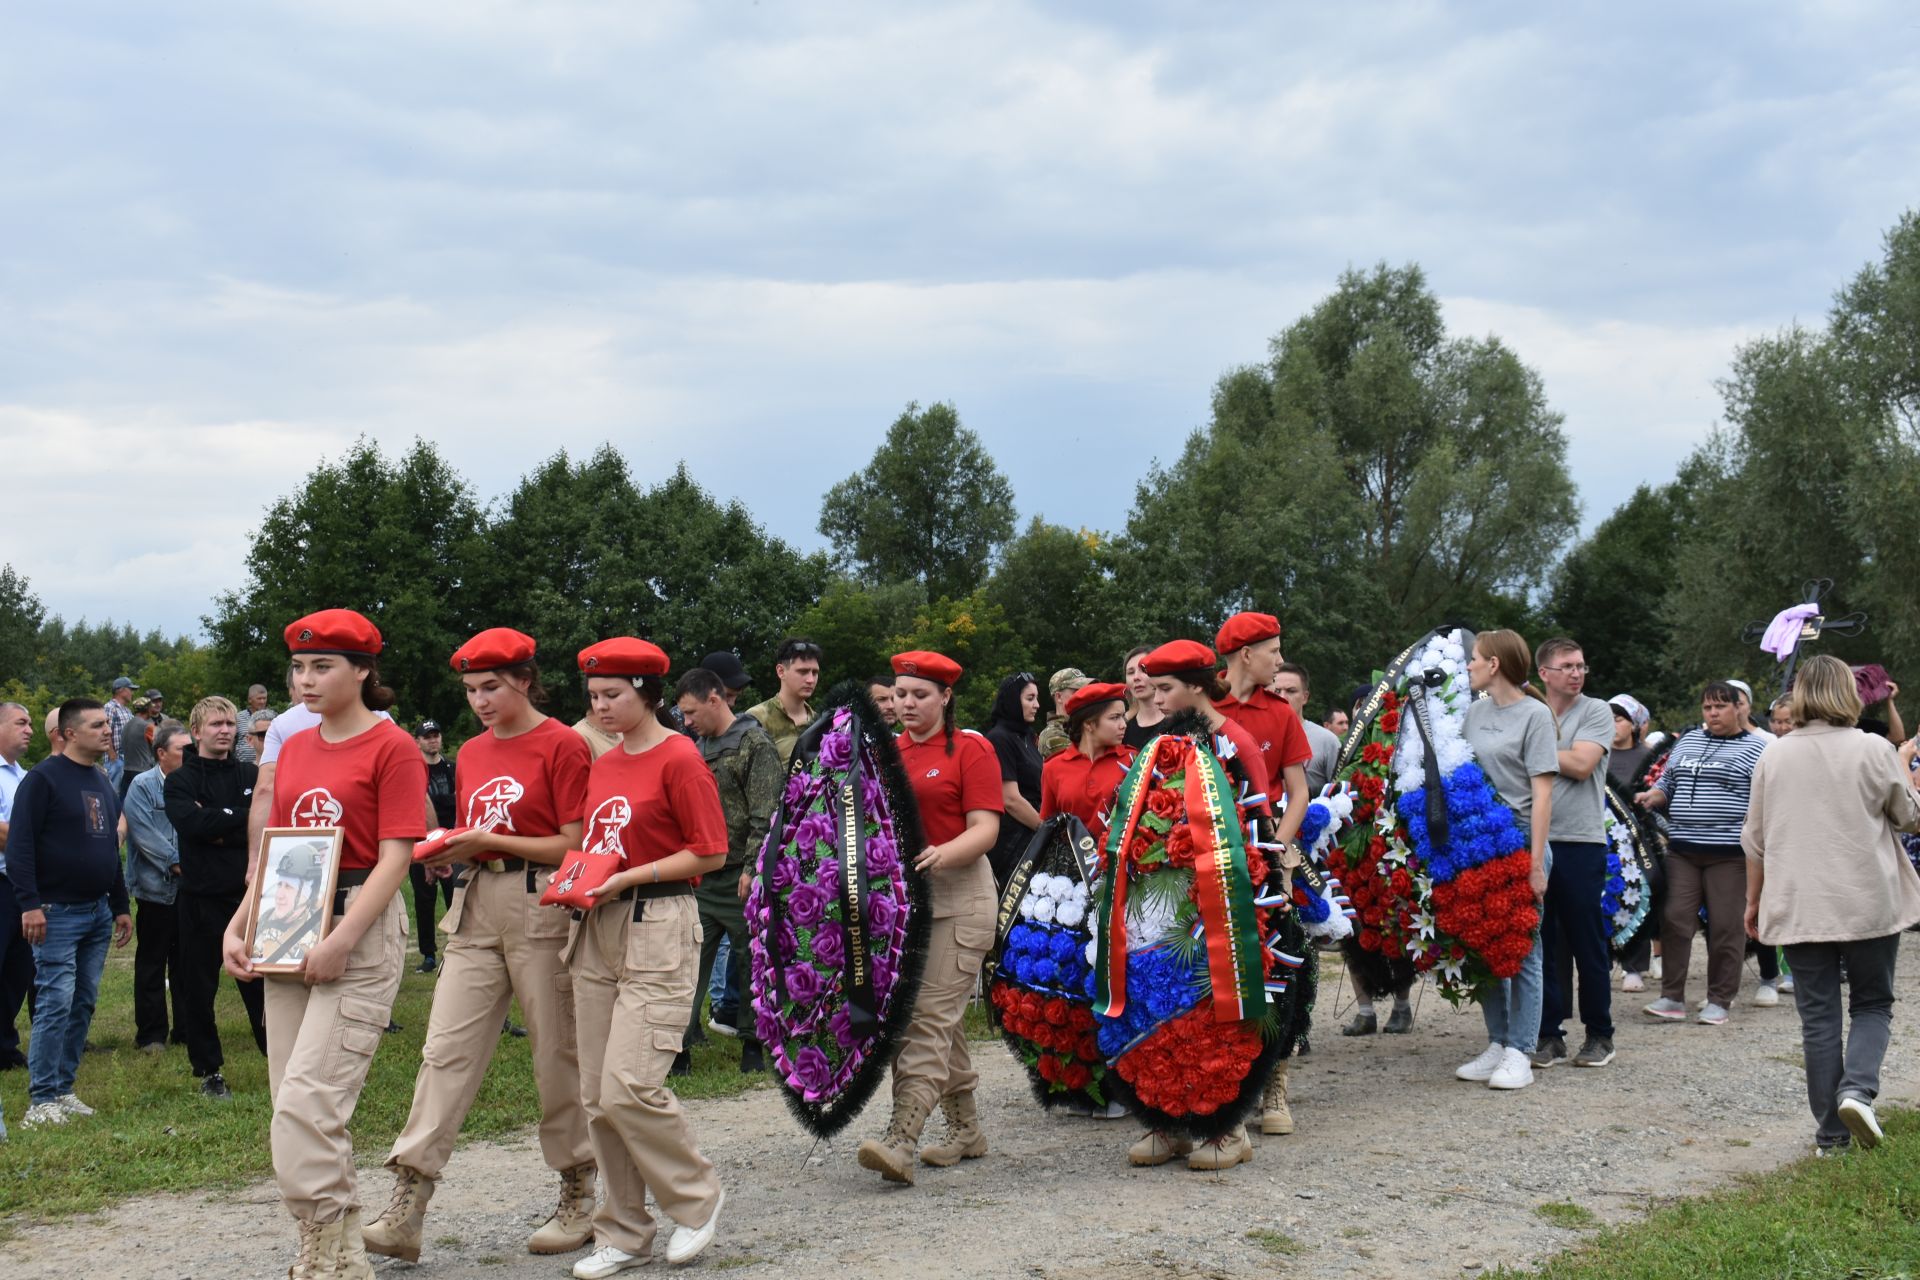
left=163, top=748, right=259, bottom=899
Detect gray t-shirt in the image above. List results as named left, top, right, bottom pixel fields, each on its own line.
left=1461, top=695, right=1558, bottom=830
left=1302, top=719, right=1342, bottom=795
left=1547, top=695, right=1614, bottom=843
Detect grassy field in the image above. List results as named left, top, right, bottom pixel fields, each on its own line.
left=0, top=892, right=774, bottom=1224
left=1492, top=1108, right=1920, bottom=1280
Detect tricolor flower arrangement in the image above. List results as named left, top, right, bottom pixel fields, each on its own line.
left=748, top=685, right=929, bottom=1139
left=1088, top=722, right=1311, bottom=1140
left=1328, top=630, right=1539, bottom=1003
left=991, top=862, right=1107, bottom=1107
left=1602, top=785, right=1654, bottom=951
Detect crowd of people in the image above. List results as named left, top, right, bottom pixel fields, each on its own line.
left=1, top=607, right=1917, bottom=1277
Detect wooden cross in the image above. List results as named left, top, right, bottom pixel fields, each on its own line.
left=1739, top=578, right=1868, bottom=699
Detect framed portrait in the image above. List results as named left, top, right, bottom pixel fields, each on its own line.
left=245, top=827, right=345, bottom=973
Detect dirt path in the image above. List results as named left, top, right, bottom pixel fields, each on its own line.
left=10, top=939, right=1918, bottom=1280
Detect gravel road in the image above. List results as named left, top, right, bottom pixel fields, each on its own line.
left=9, top=938, right=1916, bottom=1279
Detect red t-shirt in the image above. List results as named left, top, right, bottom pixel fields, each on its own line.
left=1207, top=714, right=1274, bottom=818
left=454, top=717, right=592, bottom=844
left=1215, top=688, right=1310, bottom=789
left=896, top=729, right=1004, bottom=848
left=580, top=733, right=728, bottom=874
left=272, top=719, right=429, bottom=870
left=1039, top=745, right=1135, bottom=844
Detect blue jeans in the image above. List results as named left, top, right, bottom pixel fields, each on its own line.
left=1482, top=850, right=1550, bottom=1052
left=27, top=898, right=112, bottom=1104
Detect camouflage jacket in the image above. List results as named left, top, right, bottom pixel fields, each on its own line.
left=1037, top=713, right=1073, bottom=762
left=698, top=714, right=784, bottom=869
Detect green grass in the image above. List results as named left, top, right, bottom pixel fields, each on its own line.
left=1246, top=1228, right=1305, bottom=1256
left=0, top=890, right=771, bottom=1225
left=1534, top=1202, right=1597, bottom=1230
left=1493, top=1109, right=1920, bottom=1279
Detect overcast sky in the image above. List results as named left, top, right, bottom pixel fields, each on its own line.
left=4, top=2, right=1916, bottom=640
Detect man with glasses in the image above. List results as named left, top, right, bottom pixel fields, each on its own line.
left=233, top=688, right=273, bottom=764
left=744, top=638, right=822, bottom=767
left=1532, top=638, right=1618, bottom=1071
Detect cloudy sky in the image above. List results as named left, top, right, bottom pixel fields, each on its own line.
left=4, top=2, right=1916, bottom=639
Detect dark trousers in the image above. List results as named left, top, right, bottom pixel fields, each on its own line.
left=1784, top=934, right=1901, bottom=1147
left=132, top=896, right=186, bottom=1047
left=177, top=890, right=266, bottom=1077
left=408, top=863, right=455, bottom=958
left=1540, top=840, right=1615, bottom=1040
left=0, top=877, right=35, bottom=1061
left=1661, top=851, right=1748, bottom=1007
left=690, top=892, right=757, bottom=1047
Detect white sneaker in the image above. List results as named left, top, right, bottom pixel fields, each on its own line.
left=55, top=1093, right=95, bottom=1117
left=1838, top=1096, right=1883, bottom=1150
left=1487, top=1048, right=1534, bottom=1091
left=1752, top=983, right=1780, bottom=1007
left=574, top=1243, right=647, bottom=1279
left=1643, top=998, right=1687, bottom=1020
left=666, top=1188, right=724, bottom=1265
left=21, top=1102, right=70, bottom=1128
left=1455, top=1042, right=1506, bottom=1082
left=1621, top=972, right=1645, bottom=993
left=1649, top=957, right=1663, bottom=981
left=1778, top=975, right=1795, bottom=994
left=1698, top=1003, right=1730, bottom=1026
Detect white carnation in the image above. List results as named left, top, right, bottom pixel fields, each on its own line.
left=1032, top=896, right=1056, bottom=923
left=1056, top=900, right=1086, bottom=928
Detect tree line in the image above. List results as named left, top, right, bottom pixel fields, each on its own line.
left=4, top=211, right=1915, bottom=753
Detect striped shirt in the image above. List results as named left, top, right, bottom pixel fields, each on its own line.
left=1655, top=728, right=1769, bottom=852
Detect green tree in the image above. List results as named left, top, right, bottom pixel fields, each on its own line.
left=818, top=402, right=1016, bottom=600
left=986, top=519, right=1121, bottom=677
left=885, top=589, right=1033, bottom=729
left=136, top=641, right=224, bottom=715
left=1269, top=263, right=1581, bottom=619
left=0, top=564, right=45, bottom=681
left=788, top=577, right=927, bottom=697
left=205, top=437, right=489, bottom=731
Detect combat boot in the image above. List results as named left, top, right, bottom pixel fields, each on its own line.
left=1187, top=1124, right=1254, bottom=1170
left=286, top=1219, right=324, bottom=1279
left=856, top=1097, right=930, bottom=1184
left=920, top=1092, right=988, bottom=1166
left=333, top=1208, right=375, bottom=1279
left=1127, top=1130, right=1194, bottom=1166
left=362, top=1164, right=434, bottom=1262
left=1260, top=1062, right=1295, bottom=1136
left=528, top=1162, right=597, bottom=1254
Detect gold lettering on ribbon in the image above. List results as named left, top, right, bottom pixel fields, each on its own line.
left=1199, top=757, right=1247, bottom=1019
left=841, top=782, right=868, bottom=991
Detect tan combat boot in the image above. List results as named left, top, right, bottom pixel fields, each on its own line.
left=1187, top=1124, right=1254, bottom=1170
left=361, top=1164, right=434, bottom=1262
left=1127, top=1130, right=1194, bottom=1166
left=919, top=1092, right=989, bottom=1167
left=1260, top=1062, right=1295, bottom=1136
left=333, top=1207, right=375, bottom=1279
left=527, top=1161, right=597, bottom=1254
left=856, top=1097, right=930, bottom=1184
left=286, top=1219, right=324, bottom=1279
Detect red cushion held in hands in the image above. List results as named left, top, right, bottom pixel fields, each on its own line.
left=539, top=849, right=623, bottom=910
left=412, top=826, right=472, bottom=862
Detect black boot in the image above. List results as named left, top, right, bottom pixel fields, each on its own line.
left=739, top=1040, right=764, bottom=1074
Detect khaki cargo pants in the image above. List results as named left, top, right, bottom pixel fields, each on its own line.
left=891, top=858, right=996, bottom=1115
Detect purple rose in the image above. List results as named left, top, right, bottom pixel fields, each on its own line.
left=776, top=918, right=799, bottom=961
left=755, top=1008, right=781, bottom=1043
left=861, top=774, right=886, bottom=814
left=830, top=1006, right=857, bottom=1050
left=785, top=962, right=826, bottom=1008
left=771, top=856, right=801, bottom=892
left=866, top=832, right=901, bottom=877
left=818, top=729, right=853, bottom=772
left=815, top=854, right=839, bottom=885
left=790, top=1046, right=833, bottom=1101
left=810, top=921, right=845, bottom=969
left=868, top=887, right=901, bottom=938
left=872, top=947, right=897, bottom=993
left=791, top=811, right=835, bottom=859
left=783, top=773, right=816, bottom=808
left=788, top=882, right=832, bottom=928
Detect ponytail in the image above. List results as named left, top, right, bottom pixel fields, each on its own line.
left=349, top=656, right=398, bottom=712
left=942, top=698, right=957, bottom=755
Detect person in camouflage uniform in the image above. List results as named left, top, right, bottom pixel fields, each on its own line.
left=673, top=667, right=783, bottom=1074
left=251, top=842, right=329, bottom=967
left=1036, top=667, right=1092, bottom=761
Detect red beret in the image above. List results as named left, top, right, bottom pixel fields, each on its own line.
left=1064, top=681, right=1128, bottom=716
left=578, top=637, right=670, bottom=678
left=284, top=609, right=383, bottom=657
left=891, top=650, right=963, bottom=686
left=1142, top=639, right=1218, bottom=678
left=1215, top=611, right=1281, bottom=655
left=451, top=627, right=537, bottom=674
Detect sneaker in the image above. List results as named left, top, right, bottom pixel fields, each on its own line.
left=1531, top=1037, right=1567, bottom=1069
left=1621, top=972, right=1645, bottom=993
left=417, top=955, right=438, bottom=974
left=55, top=1093, right=95, bottom=1116
left=1573, top=1036, right=1615, bottom=1067
left=1341, top=1010, right=1378, bottom=1036
left=1778, top=974, right=1795, bottom=994
left=1815, top=1142, right=1848, bottom=1158
left=200, top=1072, right=233, bottom=1100
left=666, top=1187, right=724, bottom=1265
left=1455, top=1042, right=1506, bottom=1082
left=1643, top=998, right=1687, bottom=1021
left=1752, top=982, right=1780, bottom=1008
left=573, top=1243, right=647, bottom=1279
left=21, top=1101, right=70, bottom=1128
left=1838, top=1096, right=1883, bottom=1150
left=1648, top=956, right=1664, bottom=981
left=138, top=1041, right=167, bottom=1056
left=502, top=1019, right=526, bottom=1038
left=1382, top=1003, right=1414, bottom=1034
left=670, top=1049, right=692, bottom=1078
left=706, top=1013, right=739, bottom=1039
left=1487, top=1048, right=1534, bottom=1091
left=1698, top=1003, right=1730, bottom=1026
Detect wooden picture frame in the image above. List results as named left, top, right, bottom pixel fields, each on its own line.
left=244, top=827, right=346, bottom=973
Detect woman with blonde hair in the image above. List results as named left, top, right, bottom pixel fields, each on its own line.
left=1743, top=654, right=1920, bottom=1153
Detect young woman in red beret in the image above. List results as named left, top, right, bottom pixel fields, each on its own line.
left=1039, top=682, right=1134, bottom=846
left=365, top=628, right=597, bottom=1264
left=856, top=650, right=1005, bottom=1183
left=1140, top=640, right=1273, bottom=815
left=567, top=638, right=728, bottom=1277
left=221, top=609, right=427, bottom=1279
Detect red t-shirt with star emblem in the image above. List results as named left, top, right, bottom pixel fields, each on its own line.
left=1214, top=688, right=1310, bottom=792
left=271, top=719, right=429, bottom=870
left=896, top=729, right=1005, bottom=847
left=580, top=732, right=728, bottom=876
left=1039, top=744, right=1135, bottom=846
left=454, top=717, right=592, bottom=854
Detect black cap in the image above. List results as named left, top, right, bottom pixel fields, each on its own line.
left=416, top=720, right=442, bottom=736
left=700, top=651, right=751, bottom=691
